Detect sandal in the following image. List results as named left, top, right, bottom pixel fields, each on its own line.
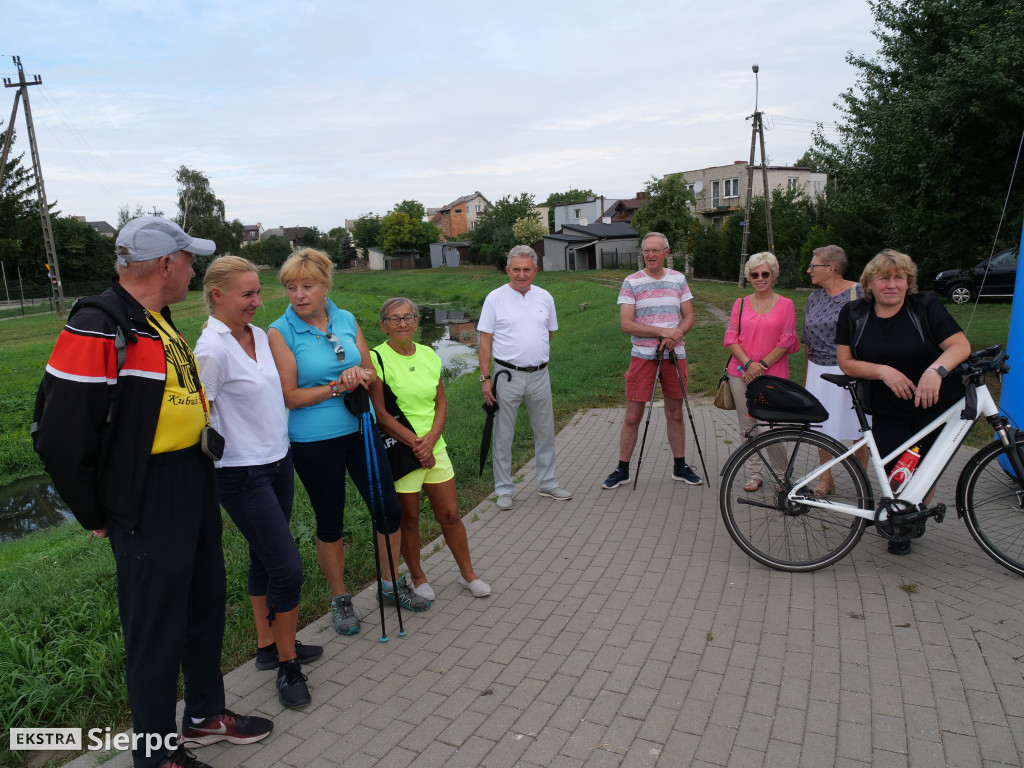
left=744, top=478, right=763, bottom=492
left=813, top=479, right=836, bottom=496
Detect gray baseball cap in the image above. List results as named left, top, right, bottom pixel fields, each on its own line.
left=115, top=216, right=216, bottom=266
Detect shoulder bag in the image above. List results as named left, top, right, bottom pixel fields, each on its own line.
left=370, top=349, right=423, bottom=480
left=714, top=298, right=743, bottom=410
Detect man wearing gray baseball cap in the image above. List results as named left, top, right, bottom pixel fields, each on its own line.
left=35, top=216, right=274, bottom=767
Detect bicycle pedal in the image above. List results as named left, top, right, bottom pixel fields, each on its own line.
left=930, top=503, right=946, bottom=523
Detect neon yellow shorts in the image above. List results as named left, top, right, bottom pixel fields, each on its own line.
left=394, top=446, right=455, bottom=494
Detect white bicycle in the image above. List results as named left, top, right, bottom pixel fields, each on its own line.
left=719, top=346, right=1024, bottom=575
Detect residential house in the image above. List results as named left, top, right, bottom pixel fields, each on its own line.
left=261, top=226, right=309, bottom=249
left=430, top=191, right=490, bottom=240
left=603, top=193, right=648, bottom=225
left=552, top=196, right=618, bottom=233
left=242, top=223, right=263, bottom=246
left=671, top=162, right=827, bottom=228
left=541, top=222, right=639, bottom=272
left=86, top=220, right=115, bottom=237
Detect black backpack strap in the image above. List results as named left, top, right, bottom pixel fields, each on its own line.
left=68, top=295, right=139, bottom=374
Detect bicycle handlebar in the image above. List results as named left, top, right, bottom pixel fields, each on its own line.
left=952, top=345, right=1009, bottom=378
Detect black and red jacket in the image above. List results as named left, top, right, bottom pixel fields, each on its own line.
left=35, top=280, right=180, bottom=532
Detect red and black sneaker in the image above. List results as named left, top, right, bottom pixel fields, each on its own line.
left=181, top=709, right=273, bottom=747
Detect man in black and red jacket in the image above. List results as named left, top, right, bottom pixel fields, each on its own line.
left=36, top=216, right=274, bottom=768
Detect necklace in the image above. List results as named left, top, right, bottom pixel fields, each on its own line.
left=751, top=293, right=777, bottom=315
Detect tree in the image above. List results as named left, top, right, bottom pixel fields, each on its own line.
left=338, top=231, right=357, bottom=267
left=351, top=213, right=381, bottom=256
left=543, top=188, right=595, bottom=231
left=512, top=214, right=547, bottom=247
left=0, top=121, right=38, bottom=277
left=793, top=149, right=820, bottom=172
left=469, top=192, right=537, bottom=267
left=302, top=226, right=324, bottom=249
left=50, top=216, right=115, bottom=284
left=630, top=175, right=695, bottom=256
left=117, top=204, right=164, bottom=228
left=379, top=205, right=439, bottom=256
left=392, top=200, right=426, bottom=221
left=813, top=0, right=1024, bottom=274
left=173, top=165, right=242, bottom=268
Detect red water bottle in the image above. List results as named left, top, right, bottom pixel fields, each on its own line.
left=889, top=446, right=921, bottom=494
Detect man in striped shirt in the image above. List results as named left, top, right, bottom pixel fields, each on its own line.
left=602, top=232, right=702, bottom=489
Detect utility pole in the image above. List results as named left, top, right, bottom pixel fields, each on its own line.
left=738, top=64, right=775, bottom=287
left=1, top=56, right=65, bottom=318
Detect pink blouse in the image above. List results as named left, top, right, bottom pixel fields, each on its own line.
left=723, top=295, right=800, bottom=378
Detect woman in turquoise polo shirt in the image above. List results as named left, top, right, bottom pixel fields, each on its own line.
left=267, top=249, right=429, bottom=638
left=370, top=297, right=490, bottom=601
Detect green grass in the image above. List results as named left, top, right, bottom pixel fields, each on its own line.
left=0, top=266, right=1015, bottom=767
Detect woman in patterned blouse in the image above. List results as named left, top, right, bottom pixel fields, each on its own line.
left=801, top=245, right=867, bottom=494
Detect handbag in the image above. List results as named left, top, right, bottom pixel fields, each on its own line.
left=370, top=350, right=423, bottom=480
left=714, top=371, right=735, bottom=410
left=714, top=297, right=743, bottom=410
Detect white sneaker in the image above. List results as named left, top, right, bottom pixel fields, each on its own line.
left=538, top=487, right=572, bottom=500
left=497, top=495, right=514, bottom=510
left=457, top=576, right=491, bottom=597
left=412, top=582, right=435, bottom=601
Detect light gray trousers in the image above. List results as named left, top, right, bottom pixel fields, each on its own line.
left=492, top=365, right=558, bottom=497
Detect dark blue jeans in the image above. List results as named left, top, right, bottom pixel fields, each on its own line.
left=216, top=451, right=302, bottom=620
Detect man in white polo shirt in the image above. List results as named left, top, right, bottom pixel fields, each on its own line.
left=478, top=245, right=572, bottom=510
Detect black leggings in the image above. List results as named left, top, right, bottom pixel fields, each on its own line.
left=292, top=430, right=402, bottom=541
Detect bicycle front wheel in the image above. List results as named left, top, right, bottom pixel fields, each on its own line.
left=959, top=436, right=1024, bottom=577
left=720, top=427, right=873, bottom=572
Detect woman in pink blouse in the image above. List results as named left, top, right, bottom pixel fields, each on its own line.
left=723, top=252, right=800, bottom=491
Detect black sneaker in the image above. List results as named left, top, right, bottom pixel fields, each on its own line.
left=602, top=466, right=629, bottom=489
left=255, top=640, right=324, bottom=671
left=156, top=746, right=212, bottom=768
left=277, top=659, right=311, bottom=709
left=673, top=463, right=703, bottom=485
left=888, top=539, right=912, bottom=555
left=381, top=576, right=431, bottom=611
left=181, top=709, right=274, bottom=746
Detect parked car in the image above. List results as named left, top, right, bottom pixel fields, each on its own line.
left=933, top=247, right=1018, bottom=304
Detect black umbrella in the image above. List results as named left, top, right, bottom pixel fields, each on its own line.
left=479, top=369, right=512, bottom=476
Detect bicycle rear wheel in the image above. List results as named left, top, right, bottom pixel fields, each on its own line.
left=720, top=427, right=873, bottom=572
left=959, top=436, right=1024, bottom=577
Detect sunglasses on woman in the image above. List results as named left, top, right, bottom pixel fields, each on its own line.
left=748, top=271, right=772, bottom=280
left=324, top=332, right=345, bottom=362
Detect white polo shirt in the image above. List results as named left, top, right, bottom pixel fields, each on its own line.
left=194, top=316, right=290, bottom=468
left=478, top=283, right=558, bottom=367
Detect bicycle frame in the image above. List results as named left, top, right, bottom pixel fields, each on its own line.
left=761, top=380, right=1000, bottom=523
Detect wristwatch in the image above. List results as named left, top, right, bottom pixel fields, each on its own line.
left=930, top=365, right=948, bottom=378
left=480, top=374, right=491, bottom=382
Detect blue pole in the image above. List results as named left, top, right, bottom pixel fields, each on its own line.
left=997, top=223, right=1023, bottom=475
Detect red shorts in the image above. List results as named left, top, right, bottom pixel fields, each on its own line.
left=625, top=356, right=687, bottom=401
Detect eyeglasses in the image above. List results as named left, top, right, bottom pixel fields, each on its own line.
left=748, top=271, right=772, bottom=280
left=642, top=248, right=667, bottom=255
left=324, top=332, right=345, bottom=361
left=808, top=263, right=831, bottom=270
left=385, top=314, right=417, bottom=326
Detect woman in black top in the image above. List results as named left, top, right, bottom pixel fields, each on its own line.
left=836, top=249, right=970, bottom=554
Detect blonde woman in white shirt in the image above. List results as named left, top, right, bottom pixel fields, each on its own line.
left=195, top=256, right=320, bottom=710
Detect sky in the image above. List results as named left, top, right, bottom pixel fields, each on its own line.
left=3, top=0, right=879, bottom=233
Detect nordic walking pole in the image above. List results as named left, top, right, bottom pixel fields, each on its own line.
left=361, top=411, right=392, bottom=641
left=633, top=347, right=662, bottom=490
left=364, top=415, right=405, bottom=637
left=669, top=350, right=710, bottom=487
